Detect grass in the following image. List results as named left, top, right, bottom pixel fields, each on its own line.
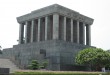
left=11, top=70, right=108, bottom=75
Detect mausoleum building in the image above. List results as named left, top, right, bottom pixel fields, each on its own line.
left=2, top=4, right=94, bottom=71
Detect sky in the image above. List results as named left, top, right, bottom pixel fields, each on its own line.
left=0, top=0, right=110, bottom=50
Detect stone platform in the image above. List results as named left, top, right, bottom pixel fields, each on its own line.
left=3, top=40, right=91, bottom=70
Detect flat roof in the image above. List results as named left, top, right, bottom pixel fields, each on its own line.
left=17, top=4, right=94, bottom=25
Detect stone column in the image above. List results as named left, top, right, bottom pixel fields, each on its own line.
left=53, top=14, right=59, bottom=39
left=25, top=21, right=28, bottom=43
left=19, top=23, right=24, bottom=44
left=45, top=16, right=48, bottom=40
left=71, top=19, right=73, bottom=42
left=82, top=23, right=85, bottom=45
left=31, top=20, right=35, bottom=42
left=38, top=18, right=41, bottom=42
left=25, top=21, right=31, bottom=43
left=76, top=21, right=79, bottom=44
left=86, top=25, right=91, bottom=46
left=64, top=17, right=66, bottom=41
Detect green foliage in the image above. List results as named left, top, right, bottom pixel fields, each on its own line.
left=42, top=61, right=48, bottom=69
left=75, top=47, right=110, bottom=71
left=28, top=60, right=39, bottom=70
left=28, top=60, right=48, bottom=70
left=39, top=60, right=48, bottom=69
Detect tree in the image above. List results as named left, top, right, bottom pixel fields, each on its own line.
left=28, top=60, right=39, bottom=70
left=106, top=50, right=110, bottom=69
left=75, top=47, right=110, bottom=71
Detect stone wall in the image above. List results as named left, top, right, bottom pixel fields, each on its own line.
left=2, top=40, right=91, bottom=70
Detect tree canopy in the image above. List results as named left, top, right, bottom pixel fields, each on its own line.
left=75, top=47, right=110, bottom=71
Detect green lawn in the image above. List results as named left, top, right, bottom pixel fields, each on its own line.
left=11, top=70, right=109, bottom=75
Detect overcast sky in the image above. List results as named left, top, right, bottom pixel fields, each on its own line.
left=0, top=0, right=110, bottom=50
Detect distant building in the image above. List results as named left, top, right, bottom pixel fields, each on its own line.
left=2, top=4, right=94, bottom=70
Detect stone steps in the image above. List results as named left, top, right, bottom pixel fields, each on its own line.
left=0, top=58, right=19, bottom=73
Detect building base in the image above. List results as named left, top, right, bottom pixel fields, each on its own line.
left=2, top=40, right=91, bottom=71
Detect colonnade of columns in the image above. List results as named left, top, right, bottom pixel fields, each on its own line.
left=19, top=13, right=91, bottom=45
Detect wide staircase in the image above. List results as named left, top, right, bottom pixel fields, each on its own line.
left=0, top=58, right=20, bottom=73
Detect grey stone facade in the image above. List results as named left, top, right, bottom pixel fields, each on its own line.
left=2, top=4, right=94, bottom=71
left=3, top=40, right=91, bottom=70
left=17, top=4, right=93, bottom=45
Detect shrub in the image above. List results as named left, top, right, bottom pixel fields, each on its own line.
left=41, top=61, right=48, bottom=69
left=28, top=60, right=39, bottom=70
